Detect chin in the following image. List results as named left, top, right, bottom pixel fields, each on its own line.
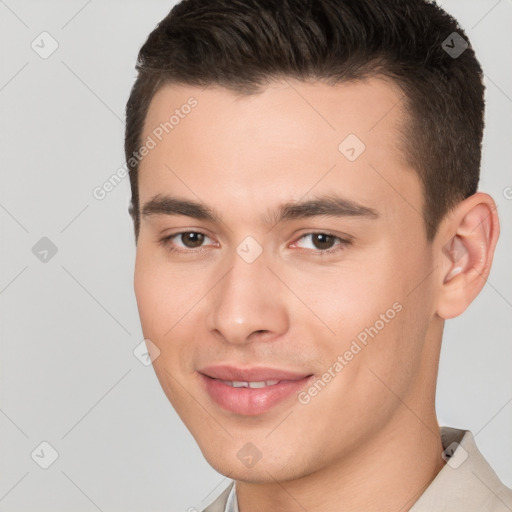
left=197, top=439, right=313, bottom=483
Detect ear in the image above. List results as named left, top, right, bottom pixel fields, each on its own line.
left=435, top=192, right=500, bottom=319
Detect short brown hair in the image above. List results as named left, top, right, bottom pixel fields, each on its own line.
left=125, top=0, right=485, bottom=241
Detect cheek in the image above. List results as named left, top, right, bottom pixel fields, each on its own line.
left=134, top=247, right=199, bottom=337
left=134, top=250, right=165, bottom=336
left=134, top=246, right=214, bottom=378
left=134, top=249, right=197, bottom=404
left=289, top=245, right=430, bottom=379
left=283, top=257, right=402, bottom=343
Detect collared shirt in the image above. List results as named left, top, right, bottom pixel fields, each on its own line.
left=224, top=482, right=239, bottom=512
left=201, top=427, right=512, bottom=512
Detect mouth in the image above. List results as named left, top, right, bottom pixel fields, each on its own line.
left=198, top=365, right=314, bottom=416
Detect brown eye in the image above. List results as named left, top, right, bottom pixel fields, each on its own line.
left=160, top=230, right=217, bottom=253
left=180, top=232, right=205, bottom=248
left=311, top=233, right=336, bottom=250
left=292, top=232, right=351, bottom=254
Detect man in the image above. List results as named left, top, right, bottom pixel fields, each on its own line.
left=125, top=0, right=511, bottom=510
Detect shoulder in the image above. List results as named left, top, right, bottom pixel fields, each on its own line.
left=411, top=427, right=512, bottom=511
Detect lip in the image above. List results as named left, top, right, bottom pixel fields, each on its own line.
left=198, top=365, right=313, bottom=416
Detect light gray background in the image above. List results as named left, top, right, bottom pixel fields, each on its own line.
left=0, top=1, right=510, bottom=511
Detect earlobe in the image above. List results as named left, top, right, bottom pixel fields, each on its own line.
left=436, top=193, right=500, bottom=319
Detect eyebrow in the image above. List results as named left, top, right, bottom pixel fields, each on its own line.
left=140, top=194, right=379, bottom=225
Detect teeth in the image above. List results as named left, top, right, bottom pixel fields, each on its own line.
left=248, top=381, right=267, bottom=389
left=221, top=380, right=280, bottom=388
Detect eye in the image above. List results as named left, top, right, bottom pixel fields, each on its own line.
left=292, top=232, right=351, bottom=253
left=160, top=231, right=216, bottom=252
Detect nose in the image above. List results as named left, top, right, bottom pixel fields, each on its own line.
left=206, top=251, right=289, bottom=345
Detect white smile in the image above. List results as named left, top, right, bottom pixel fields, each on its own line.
left=221, top=380, right=280, bottom=388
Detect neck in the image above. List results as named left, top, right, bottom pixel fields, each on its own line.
left=235, top=409, right=446, bottom=512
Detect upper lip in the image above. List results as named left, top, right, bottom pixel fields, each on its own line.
left=199, top=365, right=312, bottom=382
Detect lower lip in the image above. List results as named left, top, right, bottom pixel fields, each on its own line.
left=199, top=374, right=313, bottom=416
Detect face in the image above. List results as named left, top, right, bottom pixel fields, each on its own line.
left=134, top=78, right=442, bottom=481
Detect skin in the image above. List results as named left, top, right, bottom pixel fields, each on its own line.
left=133, top=77, right=499, bottom=512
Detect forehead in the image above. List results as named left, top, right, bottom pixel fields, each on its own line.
left=137, top=77, right=422, bottom=228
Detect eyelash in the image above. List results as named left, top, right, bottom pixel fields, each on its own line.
left=158, top=231, right=352, bottom=255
